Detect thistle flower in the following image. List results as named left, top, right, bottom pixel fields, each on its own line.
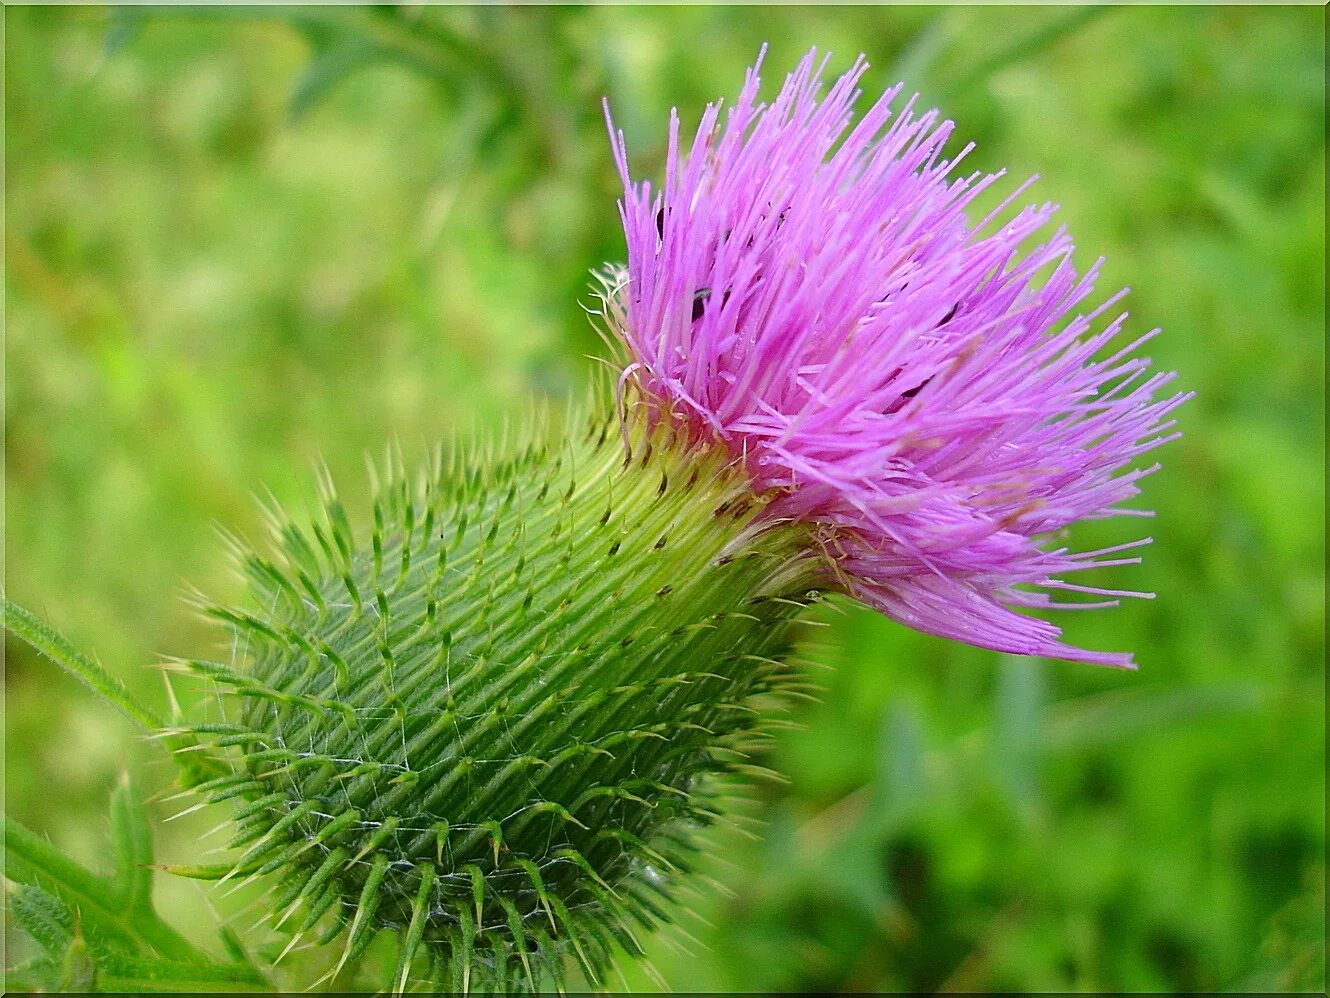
left=605, top=47, right=1191, bottom=668
left=177, top=48, right=1187, bottom=994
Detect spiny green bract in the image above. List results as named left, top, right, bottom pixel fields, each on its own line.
left=177, top=413, right=823, bottom=993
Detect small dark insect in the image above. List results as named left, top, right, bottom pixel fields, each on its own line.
left=937, top=302, right=959, bottom=327
left=692, top=289, right=710, bottom=322
left=691, top=287, right=732, bottom=322
left=655, top=206, right=666, bottom=237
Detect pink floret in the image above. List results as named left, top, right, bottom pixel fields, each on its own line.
left=603, top=47, right=1191, bottom=667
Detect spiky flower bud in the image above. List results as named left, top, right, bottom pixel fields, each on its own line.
left=181, top=46, right=1186, bottom=993
left=186, top=415, right=820, bottom=991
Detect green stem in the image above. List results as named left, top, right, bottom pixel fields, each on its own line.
left=2, top=597, right=230, bottom=784
left=3, top=815, right=206, bottom=964
left=2, top=597, right=164, bottom=732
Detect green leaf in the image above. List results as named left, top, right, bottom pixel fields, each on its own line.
left=6, top=880, right=75, bottom=955
left=993, top=654, right=1046, bottom=812
left=4, top=809, right=268, bottom=992
left=4, top=814, right=204, bottom=963
left=1043, top=682, right=1267, bottom=751
left=5, top=882, right=98, bottom=991
left=3, top=817, right=143, bottom=957
left=91, top=953, right=269, bottom=992
left=103, top=9, right=143, bottom=57
left=938, top=5, right=1114, bottom=103
left=59, top=924, right=98, bottom=992
left=289, top=40, right=386, bottom=122
left=108, top=772, right=153, bottom=914
left=869, top=701, right=927, bottom=827
left=885, top=15, right=954, bottom=106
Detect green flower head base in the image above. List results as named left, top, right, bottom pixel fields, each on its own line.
left=180, top=49, right=1185, bottom=993
left=184, top=414, right=820, bottom=991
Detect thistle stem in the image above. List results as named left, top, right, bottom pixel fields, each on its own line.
left=2, top=596, right=165, bottom=733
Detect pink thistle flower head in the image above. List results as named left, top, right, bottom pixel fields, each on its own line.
left=602, top=47, right=1191, bottom=668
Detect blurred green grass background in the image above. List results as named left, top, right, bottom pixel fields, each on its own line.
left=5, top=5, right=1324, bottom=992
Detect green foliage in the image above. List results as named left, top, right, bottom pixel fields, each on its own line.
left=3, top=775, right=266, bottom=992
left=5, top=4, right=1324, bottom=994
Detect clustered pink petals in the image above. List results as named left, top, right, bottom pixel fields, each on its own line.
left=603, top=47, right=1191, bottom=667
